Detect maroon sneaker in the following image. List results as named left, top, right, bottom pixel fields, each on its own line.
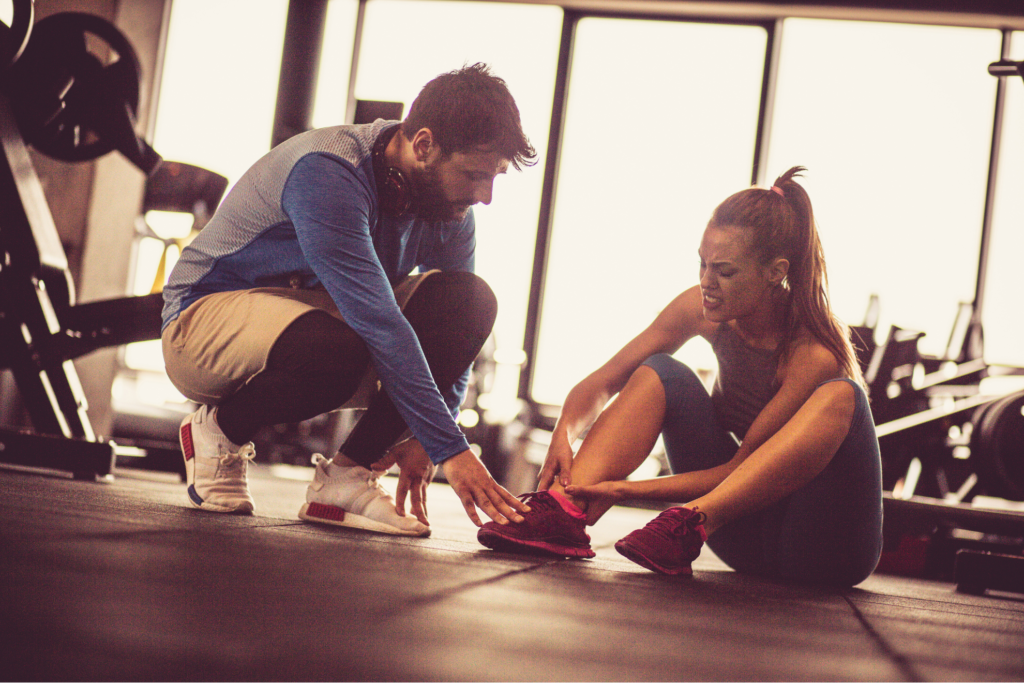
left=477, top=490, right=596, bottom=559
left=615, top=506, right=708, bottom=575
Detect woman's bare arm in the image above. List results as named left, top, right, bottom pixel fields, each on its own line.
left=538, top=286, right=713, bottom=489
left=566, top=336, right=846, bottom=512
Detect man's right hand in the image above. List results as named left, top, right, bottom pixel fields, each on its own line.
left=442, top=449, right=530, bottom=527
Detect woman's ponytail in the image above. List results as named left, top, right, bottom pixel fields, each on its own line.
left=710, top=167, right=862, bottom=383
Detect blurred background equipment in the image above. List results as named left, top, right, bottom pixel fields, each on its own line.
left=0, top=8, right=223, bottom=480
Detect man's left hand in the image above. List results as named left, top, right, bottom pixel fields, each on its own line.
left=372, top=438, right=436, bottom=526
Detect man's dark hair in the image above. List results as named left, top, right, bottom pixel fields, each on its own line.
left=401, top=63, right=537, bottom=170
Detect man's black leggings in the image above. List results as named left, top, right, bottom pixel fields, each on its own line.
left=214, top=271, right=496, bottom=467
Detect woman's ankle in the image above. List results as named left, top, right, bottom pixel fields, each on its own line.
left=549, top=484, right=588, bottom=513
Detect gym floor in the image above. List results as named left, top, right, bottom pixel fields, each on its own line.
left=2, top=462, right=1022, bottom=682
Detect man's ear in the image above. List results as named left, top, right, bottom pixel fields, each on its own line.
left=770, top=258, right=790, bottom=286
left=410, top=128, right=436, bottom=163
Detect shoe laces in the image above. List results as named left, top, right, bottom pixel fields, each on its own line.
left=312, top=453, right=391, bottom=499
left=647, top=507, right=706, bottom=539
left=518, top=491, right=557, bottom=511
left=218, top=442, right=255, bottom=478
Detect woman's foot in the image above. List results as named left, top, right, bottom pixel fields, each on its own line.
left=615, top=506, right=707, bottom=575
left=477, top=490, right=595, bottom=558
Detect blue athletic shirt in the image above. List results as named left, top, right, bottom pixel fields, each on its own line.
left=162, top=120, right=474, bottom=464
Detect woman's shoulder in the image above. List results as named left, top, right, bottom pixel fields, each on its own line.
left=662, top=285, right=719, bottom=339
left=779, top=328, right=844, bottom=382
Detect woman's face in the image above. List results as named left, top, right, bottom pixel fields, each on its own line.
left=698, top=224, right=781, bottom=324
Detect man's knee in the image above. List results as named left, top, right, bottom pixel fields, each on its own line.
left=406, top=271, right=497, bottom=334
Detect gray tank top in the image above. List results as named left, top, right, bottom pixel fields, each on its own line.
left=710, top=324, right=780, bottom=439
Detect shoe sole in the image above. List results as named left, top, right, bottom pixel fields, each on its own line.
left=180, top=417, right=254, bottom=515
left=299, top=502, right=430, bottom=537
left=478, top=527, right=595, bottom=559
left=614, top=540, right=692, bottom=575
left=186, top=484, right=254, bottom=513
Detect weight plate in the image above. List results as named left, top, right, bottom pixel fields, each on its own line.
left=0, top=0, right=33, bottom=70
left=11, top=12, right=141, bottom=163
left=972, top=390, right=1024, bottom=501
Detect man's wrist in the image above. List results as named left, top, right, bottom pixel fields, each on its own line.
left=438, top=447, right=471, bottom=469
left=429, top=437, right=471, bottom=466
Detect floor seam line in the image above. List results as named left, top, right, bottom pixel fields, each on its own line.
left=843, top=594, right=925, bottom=682
left=375, top=560, right=559, bottom=620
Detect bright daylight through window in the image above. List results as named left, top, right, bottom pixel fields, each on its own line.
left=531, top=17, right=768, bottom=406
left=766, top=19, right=1000, bottom=362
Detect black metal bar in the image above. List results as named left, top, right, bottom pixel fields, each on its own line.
left=966, top=29, right=1012, bottom=361
left=345, top=0, right=369, bottom=124
left=271, top=0, right=330, bottom=148
left=0, top=429, right=115, bottom=479
left=519, top=11, right=579, bottom=403
left=751, top=19, right=782, bottom=186
left=988, top=60, right=1024, bottom=78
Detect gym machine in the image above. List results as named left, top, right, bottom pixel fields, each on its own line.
left=863, top=55, right=1024, bottom=595
left=0, top=2, right=224, bottom=481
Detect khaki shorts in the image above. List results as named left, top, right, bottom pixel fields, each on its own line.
left=162, top=272, right=436, bottom=409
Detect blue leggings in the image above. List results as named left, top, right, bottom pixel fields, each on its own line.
left=643, top=354, right=883, bottom=587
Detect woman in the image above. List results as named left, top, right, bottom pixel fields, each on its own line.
left=478, top=167, right=883, bottom=587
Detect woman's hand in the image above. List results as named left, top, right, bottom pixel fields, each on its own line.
left=537, top=430, right=575, bottom=491
left=565, top=480, right=628, bottom=525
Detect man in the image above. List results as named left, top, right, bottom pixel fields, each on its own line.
left=161, top=64, right=532, bottom=536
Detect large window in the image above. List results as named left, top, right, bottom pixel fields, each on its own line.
left=311, top=0, right=358, bottom=129
left=123, top=0, right=289, bottom=383
left=531, top=18, right=768, bottom=406
left=151, top=0, right=289, bottom=186
left=983, top=32, right=1024, bottom=369
left=348, top=0, right=563, bottom=407
left=765, top=19, right=1001, bottom=359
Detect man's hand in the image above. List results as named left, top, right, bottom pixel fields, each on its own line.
left=537, top=430, right=574, bottom=491
left=372, top=438, right=435, bottom=526
left=442, top=449, right=530, bottom=527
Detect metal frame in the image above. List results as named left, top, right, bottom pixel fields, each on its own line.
left=270, top=0, right=1019, bottom=410
left=519, top=10, right=579, bottom=401
left=515, top=9, right=779, bottom=405
left=965, top=28, right=1014, bottom=362
left=271, top=0, right=330, bottom=148
left=752, top=19, right=783, bottom=187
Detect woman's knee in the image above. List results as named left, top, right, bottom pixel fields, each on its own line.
left=642, top=354, right=703, bottom=388
left=807, top=379, right=859, bottom=439
left=641, top=355, right=710, bottom=412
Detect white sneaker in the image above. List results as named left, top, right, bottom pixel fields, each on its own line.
left=298, top=454, right=430, bottom=537
left=179, top=405, right=256, bottom=513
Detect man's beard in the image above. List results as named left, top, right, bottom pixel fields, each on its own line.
left=409, top=163, right=469, bottom=222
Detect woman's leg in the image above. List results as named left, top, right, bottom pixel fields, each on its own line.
left=549, top=365, right=666, bottom=509
left=552, top=354, right=737, bottom=517
left=696, top=379, right=883, bottom=585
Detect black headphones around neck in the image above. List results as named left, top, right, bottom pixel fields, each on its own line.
left=372, top=126, right=411, bottom=217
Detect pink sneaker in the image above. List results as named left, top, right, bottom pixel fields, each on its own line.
left=477, top=490, right=596, bottom=559
left=615, top=506, right=707, bottom=575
